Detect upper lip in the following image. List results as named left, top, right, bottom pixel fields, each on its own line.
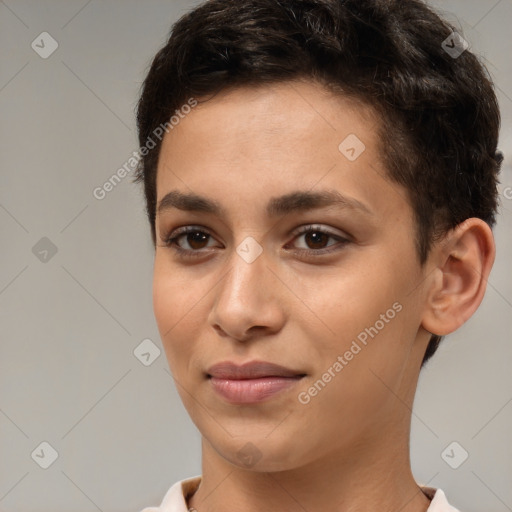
left=207, top=361, right=306, bottom=379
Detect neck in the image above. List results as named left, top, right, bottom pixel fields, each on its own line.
left=187, top=430, right=431, bottom=512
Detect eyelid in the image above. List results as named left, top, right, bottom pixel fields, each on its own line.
left=284, top=224, right=351, bottom=255
left=162, top=224, right=347, bottom=244
left=290, top=223, right=350, bottom=240
left=163, top=225, right=219, bottom=249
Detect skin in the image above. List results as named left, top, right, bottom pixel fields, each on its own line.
left=152, top=80, right=495, bottom=512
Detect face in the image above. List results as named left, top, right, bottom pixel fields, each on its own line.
left=153, top=80, right=431, bottom=471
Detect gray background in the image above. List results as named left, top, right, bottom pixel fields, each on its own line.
left=0, top=1, right=511, bottom=511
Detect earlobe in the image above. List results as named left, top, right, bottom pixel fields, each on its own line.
left=421, top=218, right=495, bottom=336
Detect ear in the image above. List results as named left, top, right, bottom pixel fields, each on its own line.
left=421, top=218, right=496, bottom=336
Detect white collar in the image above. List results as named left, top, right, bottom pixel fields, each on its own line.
left=141, top=476, right=461, bottom=512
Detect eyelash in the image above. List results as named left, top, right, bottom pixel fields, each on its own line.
left=162, top=225, right=350, bottom=259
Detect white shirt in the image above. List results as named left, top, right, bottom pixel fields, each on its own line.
left=140, top=476, right=461, bottom=512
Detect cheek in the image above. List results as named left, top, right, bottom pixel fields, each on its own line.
left=152, top=261, right=175, bottom=335
left=152, top=259, right=198, bottom=365
left=304, top=263, right=395, bottom=346
left=304, top=259, right=414, bottom=388
left=297, top=273, right=412, bottom=429
left=152, top=257, right=201, bottom=325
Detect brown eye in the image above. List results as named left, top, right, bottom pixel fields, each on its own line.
left=164, top=226, right=218, bottom=257
left=302, top=230, right=331, bottom=250
left=181, top=230, right=211, bottom=250
left=162, top=224, right=350, bottom=260
left=289, top=225, right=350, bottom=256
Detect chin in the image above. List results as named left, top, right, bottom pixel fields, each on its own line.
left=208, top=432, right=312, bottom=473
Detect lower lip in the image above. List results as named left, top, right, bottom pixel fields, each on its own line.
left=209, top=376, right=304, bottom=404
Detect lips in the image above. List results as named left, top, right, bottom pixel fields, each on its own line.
left=207, top=361, right=305, bottom=379
left=207, top=361, right=306, bottom=404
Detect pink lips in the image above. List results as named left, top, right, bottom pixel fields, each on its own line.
left=207, top=361, right=305, bottom=404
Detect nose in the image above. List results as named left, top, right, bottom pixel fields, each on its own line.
left=208, top=244, right=286, bottom=343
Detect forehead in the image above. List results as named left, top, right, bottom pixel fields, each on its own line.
left=159, top=81, right=378, bottom=163
left=155, top=80, right=406, bottom=223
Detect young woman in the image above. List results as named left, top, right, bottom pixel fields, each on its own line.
left=135, top=1, right=503, bottom=510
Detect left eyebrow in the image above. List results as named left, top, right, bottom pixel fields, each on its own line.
left=156, top=189, right=374, bottom=217
left=266, top=189, right=374, bottom=217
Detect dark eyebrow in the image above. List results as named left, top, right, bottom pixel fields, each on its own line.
left=157, top=189, right=373, bottom=217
